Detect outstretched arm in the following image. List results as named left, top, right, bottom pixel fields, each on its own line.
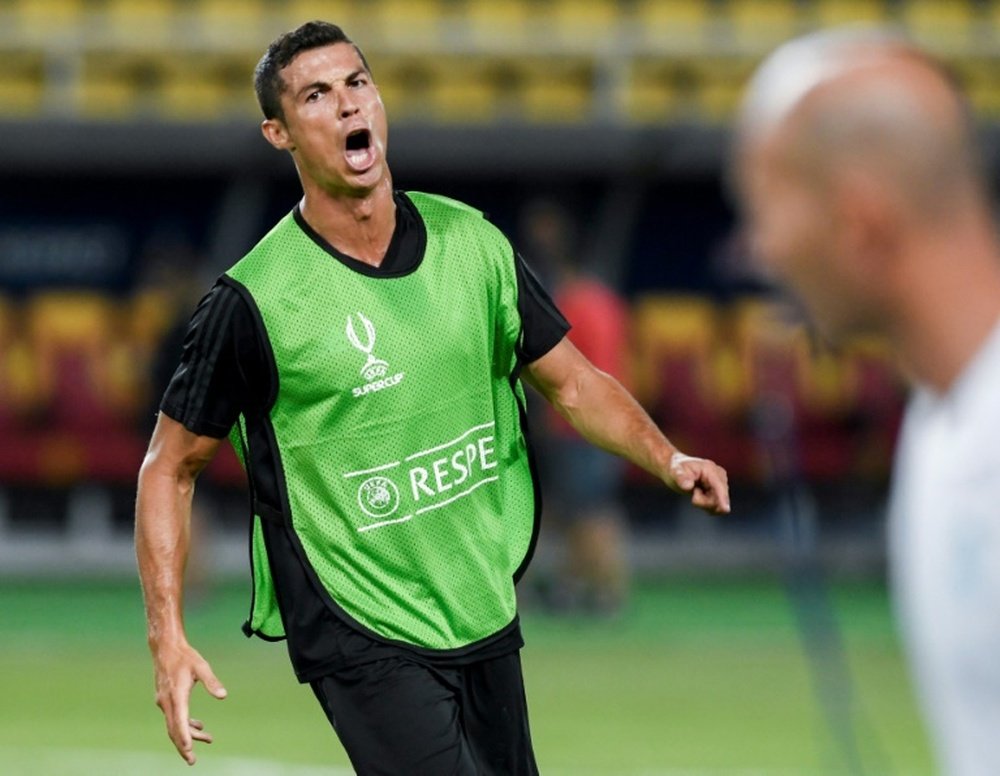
left=523, top=337, right=730, bottom=515
left=135, top=412, right=228, bottom=765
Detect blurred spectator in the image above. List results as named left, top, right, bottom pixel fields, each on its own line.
left=520, top=198, right=631, bottom=614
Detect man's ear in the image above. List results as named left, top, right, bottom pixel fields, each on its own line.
left=262, top=117, right=294, bottom=152
left=833, top=168, right=902, bottom=282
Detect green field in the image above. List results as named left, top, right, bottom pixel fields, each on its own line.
left=0, top=577, right=933, bottom=775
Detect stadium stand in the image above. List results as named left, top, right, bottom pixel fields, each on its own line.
left=2, top=0, right=999, bottom=124
left=898, top=0, right=979, bottom=51
left=632, top=0, right=714, bottom=51
left=726, top=0, right=803, bottom=50
left=102, top=0, right=179, bottom=47
left=462, top=0, right=532, bottom=48
left=0, top=50, right=45, bottom=117
left=809, top=0, right=890, bottom=27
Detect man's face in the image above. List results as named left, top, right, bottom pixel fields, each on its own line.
left=265, top=43, right=388, bottom=196
left=737, top=137, right=872, bottom=342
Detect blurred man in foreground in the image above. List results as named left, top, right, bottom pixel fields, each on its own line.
left=135, top=21, right=730, bottom=773
left=735, top=29, right=1000, bottom=775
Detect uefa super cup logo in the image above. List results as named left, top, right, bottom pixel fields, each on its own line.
left=346, top=312, right=390, bottom=381
left=357, top=475, right=400, bottom=519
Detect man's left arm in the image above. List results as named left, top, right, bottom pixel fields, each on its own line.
left=523, top=337, right=730, bottom=515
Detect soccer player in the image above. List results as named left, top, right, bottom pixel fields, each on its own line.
left=135, top=21, right=730, bottom=774
left=735, top=29, right=1000, bottom=775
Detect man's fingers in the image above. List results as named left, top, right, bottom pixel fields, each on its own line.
left=189, top=718, right=213, bottom=743
left=168, top=690, right=195, bottom=764
left=195, top=660, right=228, bottom=700
left=674, top=457, right=731, bottom=514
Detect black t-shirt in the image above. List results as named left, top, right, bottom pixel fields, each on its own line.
left=161, top=191, right=569, bottom=682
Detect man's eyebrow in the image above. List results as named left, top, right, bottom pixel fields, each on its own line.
left=345, top=69, right=368, bottom=83
left=296, top=80, right=329, bottom=98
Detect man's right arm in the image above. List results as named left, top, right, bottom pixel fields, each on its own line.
left=135, top=412, right=228, bottom=766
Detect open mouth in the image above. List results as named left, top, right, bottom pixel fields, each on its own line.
left=346, top=129, right=371, bottom=151
left=344, top=129, right=375, bottom=173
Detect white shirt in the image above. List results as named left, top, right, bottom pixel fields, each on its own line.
left=890, top=318, right=1000, bottom=776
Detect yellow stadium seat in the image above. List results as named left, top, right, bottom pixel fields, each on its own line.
left=102, top=0, right=179, bottom=47
left=157, top=54, right=255, bottom=121
left=541, top=0, right=621, bottom=49
left=956, top=60, right=1000, bottom=119
left=426, top=59, right=499, bottom=123
left=0, top=53, right=45, bottom=117
left=632, top=0, right=712, bottom=51
left=276, top=0, right=357, bottom=32
left=26, top=292, right=141, bottom=428
left=899, top=0, right=976, bottom=51
left=460, top=0, right=531, bottom=50
left=371, top=0, right=444, bottom=48
left=368, top=56, right=436, bottom=121
left=726, top=0, right=802, bottom=49
left=809, top=0, right=889, bottom=28
left=192, top=0, right=268, bottom=48
left=631, top=294, right=718, bottom=404
left=517, top=58, right=594, bottom=123
left=10, top=0, right=85, bottom=41
left=79, top=53, right=158, bottom=118
left=0, top=295, right=41, bottom=423
left=625, top=59, right=683, bottom=123
left=694, top=58, right=755, bottom=122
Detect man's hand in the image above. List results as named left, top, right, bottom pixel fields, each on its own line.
left=666, top=452, right=731, bottom=515
left=152, top=640, right=227, bottom=765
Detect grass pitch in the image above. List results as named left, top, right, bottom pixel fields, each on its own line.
left=0, top=577, right=932, bottom=775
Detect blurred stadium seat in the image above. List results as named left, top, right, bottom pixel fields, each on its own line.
left=808, top=0, right=890, bottom=27
left=158, top=53, right=258, bottom=120
left=9, top=0, right=86, bottom=42
left=955, top=59, right=1000, bottom=118
left=726, top=0, right=802, bottom=49
left=461, top=0, right=532, bottom=49
left=102, top=0, right=179, bottom=47
left=632, top=0, right=713, bottom=50
left=426, top=58, right=501, bottom=122
left=0, top=51, right=46, bottom=116
left=0, top=295, right=41, bottom=432
left=193, top=0, right=269, bottom=48
left=693, top=57, right=755, bottom=121
left=79, top=51, right=159, bottom=118
left=898, top=0, right=978, bottom=51
left=278, top=0, right=358, bottom=33
left=541, top=0, right=621, bottom=49
left=518, top=57, right=596, bottom=122
left=372, top=0, right=446, bottom=49
left=25, top=291, right=137, bottom=435
left=624, top=59, right=684, bottom=122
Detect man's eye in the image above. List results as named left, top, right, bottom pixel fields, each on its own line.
left=306, top=91, right=321, bottom=102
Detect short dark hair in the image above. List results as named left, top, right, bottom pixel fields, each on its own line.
left=254, top=21, right=372, bottom=121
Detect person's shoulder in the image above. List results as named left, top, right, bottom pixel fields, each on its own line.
left=404, top=191, right=485, bottom=220
left=225, top=210, right=301, bottom=281
left=402, top=191, right=515, bottom=271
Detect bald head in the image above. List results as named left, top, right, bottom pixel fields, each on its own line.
left=738, top=28, right=984, bottom=220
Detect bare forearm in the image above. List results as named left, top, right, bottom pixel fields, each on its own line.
left=135, top=459, right=194, bottom=650
left=543, top=367, right=678, bottom=480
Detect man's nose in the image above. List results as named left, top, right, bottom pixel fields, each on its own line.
left=340, top=92, right=360, bottom=119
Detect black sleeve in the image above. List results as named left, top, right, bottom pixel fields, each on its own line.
left=159, top=280, right=268, bottom=439
left=514, top=250, right=570, bottom=363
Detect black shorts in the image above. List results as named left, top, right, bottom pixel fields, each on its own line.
left=310, top=651, right=538, bottom=776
